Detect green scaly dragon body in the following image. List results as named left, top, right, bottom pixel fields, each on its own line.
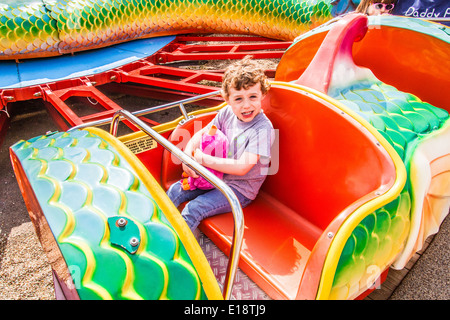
left=0, top=0, right=332, bottom=59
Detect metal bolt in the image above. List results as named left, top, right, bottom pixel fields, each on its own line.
left=130, top=237, right=140, bottom=247
left=117, top=218, right=127, bottom=227
left=327, top=232, right=334, bottom=239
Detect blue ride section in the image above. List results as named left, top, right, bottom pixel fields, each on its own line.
left=0, top=36, right=175, bottom=89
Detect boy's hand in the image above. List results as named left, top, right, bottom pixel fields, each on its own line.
left=193, top=148, right=204, bottom=164
left=182, top=148, right=203, bottom=178
left=182, top=163, right=198, bottom=178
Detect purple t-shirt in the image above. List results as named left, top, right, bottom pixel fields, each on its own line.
left=210, top=105, right=274, bottom=200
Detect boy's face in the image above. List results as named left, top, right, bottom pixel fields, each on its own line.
left=225, top=82, right=265, bottom=122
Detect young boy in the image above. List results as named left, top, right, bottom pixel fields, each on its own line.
left=167, top=56, right=274, bottom=231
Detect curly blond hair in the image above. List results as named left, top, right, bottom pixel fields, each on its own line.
left=221, top=56, right=271, bottom=99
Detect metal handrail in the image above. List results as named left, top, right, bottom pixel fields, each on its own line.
left=97, top=108, right=244, bottom=300
left=70, top=90, right=222, bottom=131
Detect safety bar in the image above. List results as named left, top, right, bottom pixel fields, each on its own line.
left=75, top=107, right=244, bottom=300
left=70, top=90, right=222, bottom=131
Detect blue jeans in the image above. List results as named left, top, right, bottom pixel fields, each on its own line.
left=167, top=181, right=252, bottom=231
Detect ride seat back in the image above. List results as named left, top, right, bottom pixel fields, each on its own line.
left=260, top=84, right=395, bottom=230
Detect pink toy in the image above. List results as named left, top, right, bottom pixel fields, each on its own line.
left=181, top=125, right=228, bottom=190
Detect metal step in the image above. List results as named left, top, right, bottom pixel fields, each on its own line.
left=197, top=231, right=271, bottom=300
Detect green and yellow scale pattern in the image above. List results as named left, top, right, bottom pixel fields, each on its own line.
left=11, top=129, right=208, bottom=299
left=319, top=17, right=450, bottom=299
left=0, top=0, right=332, bottom=59
left=330, top=81, right=449, bottom=299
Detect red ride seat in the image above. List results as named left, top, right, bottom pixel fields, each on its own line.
left=201, top=191, right=322, bottom=300
left=160, top=105, right=323, bottom=300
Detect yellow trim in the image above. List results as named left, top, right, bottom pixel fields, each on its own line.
left=271, top=82, right=407, bottom=299
left=71, top=239, right=114, bottom=300
left=83, top=127, right=223, bottom=300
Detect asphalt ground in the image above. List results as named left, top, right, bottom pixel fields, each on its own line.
left=0, top=96, right=448, bottom=300
left=389, top=213, right=449, bottom=300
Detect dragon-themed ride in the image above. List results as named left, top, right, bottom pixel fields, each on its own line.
left=2, top=0, right=449, bottom=300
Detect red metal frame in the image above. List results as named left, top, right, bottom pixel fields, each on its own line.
left=153, top=35, right=291, bottom=63
left=0, top=35, right=291, bottom=137
left=0, top=109, right=9, bottom=146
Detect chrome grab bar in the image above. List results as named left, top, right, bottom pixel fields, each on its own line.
left=70, top=90, right=222, bottom=131
left=76, top=107, right=244, bottom=300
